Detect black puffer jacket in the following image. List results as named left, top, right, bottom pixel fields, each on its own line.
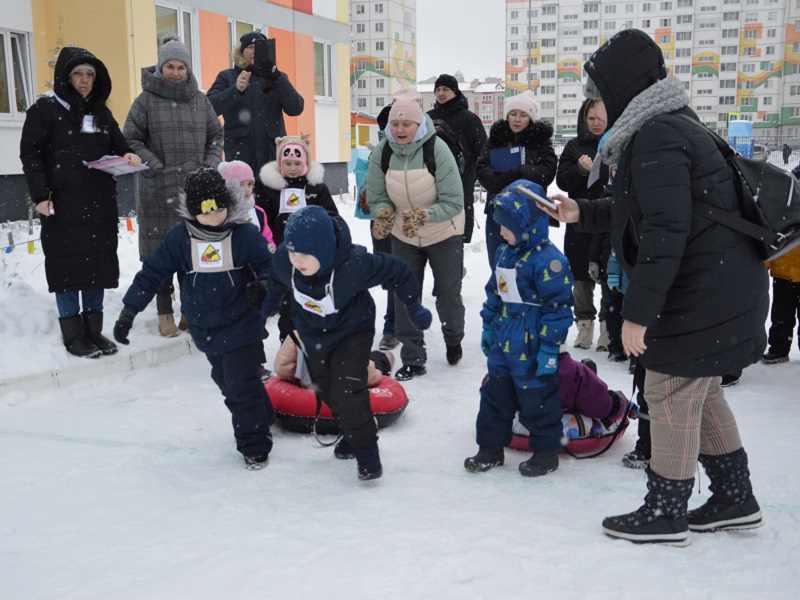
left=428, top=94, right=487, bottom=188
left=476, top=119, right=557, bottom=212
left=20, top=47, right=131, bottom=293
left=578, top=29, right=768, bottom=377
left=556, top=99, right=609, bottom=280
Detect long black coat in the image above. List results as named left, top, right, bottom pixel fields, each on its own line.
left=476, top=119, right=557, bottom=210
left=556, top=100, right=609, bottom=281
left=580, top=30, right=767, bottom=377
left=20, top=47, right=131, bottom=293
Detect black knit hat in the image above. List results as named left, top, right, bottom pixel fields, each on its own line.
left=240, top=31, right=267, bottom=54
left=434, top=74, right=460, bottom=94
left=184, top=167, right=230, bottom=216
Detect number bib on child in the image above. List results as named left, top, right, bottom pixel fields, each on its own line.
left=292, top=268, right=338, bottom=316
left=245, top=207, right=260, bottom=229
left=279, top=188, right=307, bottom=214
left=190, top=236, right=235, bottom=271
left=495, top=266, right=525, bottom=304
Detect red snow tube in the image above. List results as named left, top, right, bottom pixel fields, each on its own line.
left=264, top=375, right=409, bottom=435
left=510, top=409, right=631, bottom=458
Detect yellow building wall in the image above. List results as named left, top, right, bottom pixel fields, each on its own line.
left=336, top=0, right=349, bottom=24
left=30, top=0, right=144, bottom=123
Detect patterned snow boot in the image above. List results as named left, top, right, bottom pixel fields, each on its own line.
left=574, top=319, right=594, bottom=349
left=602, top=468, right=694, bottom=546
left=596, top=320, right=609, bottom=352
left=687, top=448, right=763, bottom=532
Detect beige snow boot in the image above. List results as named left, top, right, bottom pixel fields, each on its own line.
left=574, top=319, right=594, bottom=349
left=596, top=320, right=609, bottom=352
left=158, top=313, right=180, bottom=338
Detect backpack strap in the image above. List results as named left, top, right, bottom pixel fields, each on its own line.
left=381, top=135, right=438, bottom=178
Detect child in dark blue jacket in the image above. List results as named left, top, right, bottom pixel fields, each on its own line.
left=465, top=180, right=574, bottom=477
left=264, top=205, right=432, bottom=481
left=113, top=167, right=276, bottom=470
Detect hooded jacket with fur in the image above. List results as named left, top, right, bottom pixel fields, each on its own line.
left=578, top=29, right=768, bottom=377
left=121, top=182, right=273, bottom=356
left=20, top=46, right=132, bottom=293
left=207, top=48, right=304, bottom=176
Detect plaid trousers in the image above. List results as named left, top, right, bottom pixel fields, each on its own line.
left=645, top=370, right=743, bottom=480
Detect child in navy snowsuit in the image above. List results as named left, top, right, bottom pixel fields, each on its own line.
left=264, top=205, right=432, bottom=481
left=113, top=167, right=276, bottom=470
left=465, top=180, right=574, bottom=477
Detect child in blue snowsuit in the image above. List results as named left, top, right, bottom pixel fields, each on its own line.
left=465, top=180, right=574, bottom=477
left=263, top=205, right=432, bottom=481
left=113, top=167, right=276, bottom=470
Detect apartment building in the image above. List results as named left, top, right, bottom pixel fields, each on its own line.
left=350, top=0, right=417, bottom=119
left=0, top=0, right=351, bottom=220
left=505, top=0, right=800, bottom=140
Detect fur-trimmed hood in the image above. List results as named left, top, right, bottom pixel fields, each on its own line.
left=176, top=179, right=255, bottom=225
left=487, top=118, right=554, bottom=151
left=232, top=47, right=253, bottom=72
left=259, top=159, right=326, bottom=191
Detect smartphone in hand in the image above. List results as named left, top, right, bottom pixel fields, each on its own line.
left=515, top=185, right=558, bottom=211
left=254, top=38, right=277, bottom=76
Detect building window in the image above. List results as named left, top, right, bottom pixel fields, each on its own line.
left=660, top=18, right=672, bottom=26
left=375, top=97, right=385, bottom=107
left=375, top=3, right=383, bottom=13
left=678, top=15, right=693, bottom=23
left=376, top=41, right=384, bottom=51
left=742, top=63, right=756, bottom=72
left=743, top=47, right=756, bottom=56
left=510, top=42, right=518, bottom=50
left=376, top=79, right=385, bottom=89
left=675, top=65, right=691, bottom=73
left=375, top=23, right=384, bottom=33
left=541, top=85, right=555, bottom=94
left=676, top=31, right=692, bottom=40
left=511, top=58, right=519, bottom=66
left=583, top=20, right=598, bottom=28
left=723, top=11, right=740, bottom=19
left=605, top=4, right=617, bottom=13
left=741, top=97, right=754, bottom=106
left=510, top=10, right=519, bottom=19
left=584, top=3, right=599, bottom=12
left=678, top=0, right=693, bottom=6
left=357, top=60, right=367, bottom=71
left=375, top=59, right=385, bottom=70
left=313, top=40, right=334, bottom=100
left=156, top=4, right=198, bottom=74
left=605, top=21, right=617, bottom=30
left=542, top=39, right=557, bottom=47
left=356, top=42, right=365, bottom=52
left=676, top=48, right=691, bottom=57
left=356, top=23, right=365, bottom=33
left=0, top=29, right=32, bottom=116
left=720, top=79, right=737, bottom=88
left=583, top=36, right=599, bottom=45
left=357, top=79, right=366, bottom=89
left=542, top=70, right=556, bottom=78
left=721, top=45, right=737, bottom=54
left=542, top=23, right=556, bottom=31
left=659, top=34, right=671, bottom=43
left=722, top=28, right=738, bottom=38
left=744, top=29, right=758, bottom=39
left=510, top=26, right=519, bottom=35
left=357, top=97, right=366, bottom=108
left=642, top=19, right=651, bottom=28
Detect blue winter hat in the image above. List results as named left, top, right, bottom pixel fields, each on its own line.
left=284, top=206, right=336, bottom=273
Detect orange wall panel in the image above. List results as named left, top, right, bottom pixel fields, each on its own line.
left=294, top=0, right=313, bottom=14
left=269, top=0, right=293, bottom=8
left=199, top=10, right=231, bottom=91
left=271, top=29, right=316, bottom=156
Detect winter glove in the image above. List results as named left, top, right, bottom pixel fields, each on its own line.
left=607, top=273, right=621, bottom=291
left=588, top=261, right=602, bottom=284
left=246, top=280, right=268, bottom=311
left=261, top=291, right=285, bottom=319
left=401, top=208, right=429, bottom=238
left=113, top=308, right=137, bottom=345
left=406, top=299, right=432, bottom=331
left=372, top=207, right=396, bottom=240
left=481, top=322, right=495, bottom=357
left=534, top=344, right=559, bottom=377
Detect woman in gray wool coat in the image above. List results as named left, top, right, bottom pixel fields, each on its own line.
left=124, top=37, right=223, bottom=337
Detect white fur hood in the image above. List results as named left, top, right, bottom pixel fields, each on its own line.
left=259, top=159, right=326, bottom=190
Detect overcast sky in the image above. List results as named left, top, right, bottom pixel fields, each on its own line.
left=415, top=0, right=506, bottom=82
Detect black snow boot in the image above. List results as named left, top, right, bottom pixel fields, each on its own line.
left=687, top=448, right=763, bottom=532
left=519, top=451, right=559, bottom=477
left=354, top=445, right=382, bottom=481
left=333, top=437, right=355, bottom=460
left=602, top=468, right=694, bottom=546
left=464, top=447, right=504, bottom=472
left=59, top=315, right=102, bottom=359
left=82, top=312, right=118, bottom=355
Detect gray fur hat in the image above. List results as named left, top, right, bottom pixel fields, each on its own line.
left=157, top=36, right=191, bottom=75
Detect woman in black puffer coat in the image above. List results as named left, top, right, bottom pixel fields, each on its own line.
left=556, top=99, right=610, bottom=350
left=550, top=29, right=768, bottom=546
left=20, top=47, right=140, bottom=359
left=476, top=90, right=557, bottom=267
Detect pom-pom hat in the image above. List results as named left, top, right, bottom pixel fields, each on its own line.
left=184, top=167, right=230, bottom=216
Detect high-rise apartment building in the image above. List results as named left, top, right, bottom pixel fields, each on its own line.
left=351, top=0, right=417, bottom=117
left=505, top=0, right=800, bottom=140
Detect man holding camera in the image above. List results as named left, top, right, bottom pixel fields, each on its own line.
left=208, top=31, right=304, bottom=178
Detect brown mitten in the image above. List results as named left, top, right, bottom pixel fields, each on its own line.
left=401, top=208, right=429, bottom=238
left=372, top=208, right=396, bottom=240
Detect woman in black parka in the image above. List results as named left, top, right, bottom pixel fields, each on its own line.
left=549, top=30, right=768, bottom=546
left=556, top=99, right=610, bottom=350
left=20, top=47, right=140, bottom=358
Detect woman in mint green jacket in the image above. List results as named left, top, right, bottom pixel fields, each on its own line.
left=366, top=99, right=465, bottom=381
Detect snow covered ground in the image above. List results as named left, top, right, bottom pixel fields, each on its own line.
left=1, top=184, right=799, bottom=599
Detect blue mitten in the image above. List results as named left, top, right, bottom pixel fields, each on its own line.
left=535, top=344, right=559, bottom=377
left=261, top=291, right=284, bottom=319
left=481, top=322, right=495, bottom=357
left=406, top=299, right=432, bottom=331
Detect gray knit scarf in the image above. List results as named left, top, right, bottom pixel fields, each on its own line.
left=600, top=76, right=689, bottom=166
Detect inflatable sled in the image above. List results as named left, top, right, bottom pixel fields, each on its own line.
left=264, top=375, right=409, bottom=435
left=510, top=401, right=634, bottom=458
